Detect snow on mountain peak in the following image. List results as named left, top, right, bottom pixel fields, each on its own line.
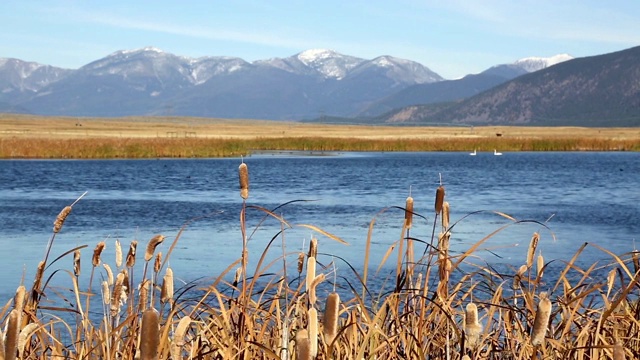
left=297, top=49, right=338, bottom=64
left=513, top=54, right=574, bottom=72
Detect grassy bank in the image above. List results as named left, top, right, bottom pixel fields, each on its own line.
left=1, top=136, right=639, bottom=159
left=1, top=162, right=638, bottom=359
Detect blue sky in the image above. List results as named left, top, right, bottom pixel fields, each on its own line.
left=1, top=1, right=638, bottom=79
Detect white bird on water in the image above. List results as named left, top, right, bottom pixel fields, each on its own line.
left=469, top=149, right=477, bottom=156
left=494, top=149, right=503, bottom=156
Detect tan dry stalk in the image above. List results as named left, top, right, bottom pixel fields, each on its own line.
left=4, top=309, right=19, bottom=360
left=0, top=329, right=4, bottom=360
left=308, top=237, right=318, bottom=259
left=404, top=196, right=414, bottom=229
left=145, top=235, right=165, bottom=262
left=170, top=316, right=191, bottom=360
left=160, top=268, right=174, bottom=305
left=73, top=250, right=81, bottom=277
left=527, top=232, right=540, bottom=269
left=115, top=240, right=122, bottom=268
left=17, top=323, right=38, bottom=359
left=92, top=241, right=106, bottom=267
left=322, top=292, right=340, bottom=346
left=154, top=252, right=162, bottom=274
left=464, top=302, right=482, bottom=349
left=140, top=309, right=160, bottom=360
left=442, top=201, right=450, bottom=230
left=531, top=292, right=552, bottom=346
left=126, top=240, right=138, bottom=268
left=110, top=273, right=125, bottom=317
left=103, top=263, right=114, bottom=286
left=239, top=162, right=249, bottom=200
left=52, top=205, right=72, bottom=233
left=297, top=253, right=305, bottom=275
left=613, top=341, right=625, bottom=360
left=101, top=281, right=110, bottom=305
left=295, top=329, right=311, bottom=360
left=435, top=185, right=445, bottom=214
left=308, top=307, right=318, bottom=358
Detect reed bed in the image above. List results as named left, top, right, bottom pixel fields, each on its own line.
left=1, top=136, right=639, bottom=158
left=1, top=163, right=639, bottom=360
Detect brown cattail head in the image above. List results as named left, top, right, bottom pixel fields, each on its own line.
left=5, top=309, right=19, bottom=360
left=527, top=232, right=540, bottom=268
left=73, top=250, right=81, bottom=277
left=14, top=285, right=26, bottom=314
left=239, top=162, right=249, bottom=200
left=140, top=308, right=160, bottom=360
left=120, top=268, right=130, bottom=295
left=442, top=201, right=450, bottom=230
left=233, top=267, right=242, bottom=287
left=102, top=281, right=111, bottom=305
left=295, top=329, right=311, bottom=360
left=115, top=240, right=122, bottom=268
left=537, top=252, right=545, bottom=279
left=138, top=280, right=150, bottom=312
left=323, top=292, right=340, bottom=346
left=531, top=292, right=552, bottom=346
left=632, top=250, right=639, bottom=275
left=435, top=186, right=445, bottom=214
left=154, top=252, right=162, bottom=274
left=126, top=240, right=138, bottom=268
left=31, top=260, right=46, bottom=303
left=53, top=205, right=72, bottom=233
left=308, top=237, right=318, bottom=259
left=613, top=341, right=626, bottom=360
left=161, top=267, right=174, bottom=305
left=464, top=302, right=483, bottom=349
left=404, top=196, right=414, bottom=229
left=92, top=241, right=106, bottom=267
left=144, top=235, right=165, bottom=262
left=308, top=307, right=318, bottom=358
left=297, top=252, right=305, bottom=274
left=110, top=272, right=126, bottom=317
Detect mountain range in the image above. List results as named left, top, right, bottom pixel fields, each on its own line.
left=1, top=46, right=638, bottom=126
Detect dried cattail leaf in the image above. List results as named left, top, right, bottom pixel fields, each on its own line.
left=154, top=252, right=162, bottom=274
left=308, top=307, right=318, bottom=358
left=606, top=268, right=616, bottom=298
left=442, top=201, right=450, bottom=230
left=295, top=329, right=311, bottom=360
left=73, top=250, right=81, bottom=277
left=239, top=162, right=249, bottom=200
left=17, top=322, right=39, bottom=358
left=92, top=241, right=106, bottom=267
left=434, top=185, right=445, bottom=214
left=103, top=263, right=114, bottom=286
left=404, top=196, right=414, bottom=229
left=115, top=240, right=122, bottom=268
left=171, top=316, right=192, bottom=360
left=53, top=205, right=72, bottom=233
left=144, top=235, right=165, bottom=262
left=323, top=292, right=340, bottom=346
left=161, top=268, right=174, bottom=305
left=527, top=232, right=540, bottom=268
left=140, top=309, right=160, bottom=360
left=464, top=302, right=482, bottom=349
left=531, top=292, right=552, bottom=346
left=101, top=281, right=111, bottom=305
left=126, top=240, right=138, bottom=268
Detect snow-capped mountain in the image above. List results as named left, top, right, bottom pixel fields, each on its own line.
left=0, top=58, right=71, bottom=93
left=512, top=54, right=574, bottom=72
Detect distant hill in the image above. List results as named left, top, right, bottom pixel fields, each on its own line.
left=379, top=46, right=640, bottom=126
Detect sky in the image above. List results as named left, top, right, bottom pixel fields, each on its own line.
left=1, top=1, right=638, bottom=79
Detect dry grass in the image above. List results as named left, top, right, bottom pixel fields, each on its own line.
left=1, top=160, right=639, bottom=359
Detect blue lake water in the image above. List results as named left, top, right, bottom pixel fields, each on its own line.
left=1, top=152, right=639, bottom=301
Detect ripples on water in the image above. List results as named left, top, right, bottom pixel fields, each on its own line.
left=1, top=152, right=638, bottom=300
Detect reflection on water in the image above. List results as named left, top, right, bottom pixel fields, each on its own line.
left=0, top=152, right=638, bottom=300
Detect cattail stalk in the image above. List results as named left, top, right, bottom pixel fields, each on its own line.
left=140, top=309, right=160, bottom=360
left=531, top=292, right=552, bottom=346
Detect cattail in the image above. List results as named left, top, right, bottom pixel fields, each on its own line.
left=31, top=260, right=46, bottom=304
left=527, top=232, right=540, bottom=268
left=308, top=307, right=318, bottom=357
left=613, top=341, right=626, bottom=360
left=632, top=250, right=639, bottom=274
left=531, top=292, right=552, bottom=346
left=111, top=273, right=125, bottom=317
left=441, top=201, right=450, bottom=230
left=462, top=356, right=471, bottom=360
left=154, top=252, right=162, bottom=274
left=120, top=268, right=130, bottom=295
left=297, top=253, right=305, bottom=274
left=115, top=240, right=122, bottom=268
left=103, top=263, right=114, bottom=286
left=434, top=185, right=445, bottom=214
left=73, top=250, right=81, bottom=277
left=145, top=235, right=165, bottom=262
left=53, top=205, right=72, bottom=233
left=295, top=329, right=311, bottom=360
left=161, top=268, right=174, bottom=305
left=404, top=196, right=414, bottom=229
left=239, top=162, right=249, bottom=200
left=101, top=281, right=110, bottom=305
left=607, top=268, right=616, bottom=298
left=5, top=309, right=19, bottom=360
left=17, top=323, right=38, bottom=359
left=323, top=292, right=340, bottom=346
left=126, top=240, right=138, bottom=268
left=140, top=309, right=160, bottom=360
left=309, top=274, right=326, bottom=305
left=464, top=302, right=482, bottom=349
left=514, top=264, right=527, bottom=290
left=308, top=237, right=318, bottom=259
left=233, top=267, right=242, bottom=287
left=0, top=329, right=5, bottom=360
left=14, top=285, right=26, bottom=315
left=537, top=252, right=545, bottom=279
left=139, top=280, right=150, bottom=312
left=92, top=241, right=106, bottom=267
left=306, top=257, right=316, bottom=302
left=171, top=316, right=192, bottom=360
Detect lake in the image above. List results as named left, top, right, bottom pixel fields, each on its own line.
left=1, top=151, right=638, bottom=301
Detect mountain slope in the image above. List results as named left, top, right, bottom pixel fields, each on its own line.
left=380, top=46, right=640, bottom=126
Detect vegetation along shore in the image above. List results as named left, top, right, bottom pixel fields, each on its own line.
left=1, top=114, right=639, bottom=158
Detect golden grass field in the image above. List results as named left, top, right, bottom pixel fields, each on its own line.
left=1, top=114, right=639, bottom=158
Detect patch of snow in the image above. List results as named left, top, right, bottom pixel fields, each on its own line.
left=150, top=91, right=161, bottom=97
left=513, top=54, right=574, bottom=72
left=297, top=49, right=337, bottom=65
